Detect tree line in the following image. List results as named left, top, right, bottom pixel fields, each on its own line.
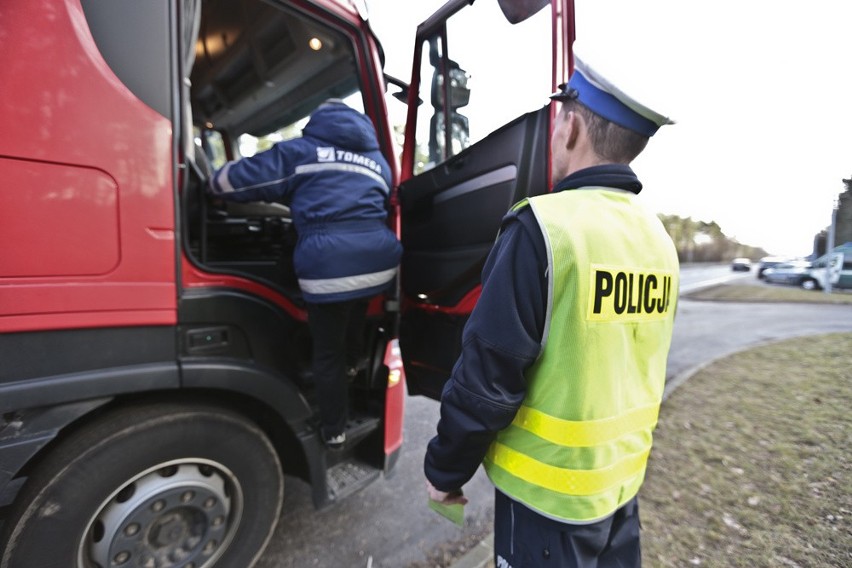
left=658, top=214, right=767, bottom=263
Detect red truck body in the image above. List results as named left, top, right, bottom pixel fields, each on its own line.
left=0, top=0, right=573, bottom=565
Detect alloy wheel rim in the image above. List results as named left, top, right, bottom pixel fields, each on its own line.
left=78, top=459, right=243, bottom=568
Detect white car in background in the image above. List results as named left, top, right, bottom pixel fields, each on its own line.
left=756, top=255, right=790, bottom=279
left=762, top=260, right=817, bottom=289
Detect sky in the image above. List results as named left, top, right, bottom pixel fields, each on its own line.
left=366, top=0, right=852, bottom=258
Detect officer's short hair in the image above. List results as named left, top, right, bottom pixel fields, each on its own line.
left=550, top=58, right=672, bottom=163
left=563, top=99, right=649, bottom=164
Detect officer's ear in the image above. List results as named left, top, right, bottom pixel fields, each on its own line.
left=564, top=110, right=581, bottom=150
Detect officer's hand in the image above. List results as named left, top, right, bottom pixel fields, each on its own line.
left=426, top=480, right=468, bottom=505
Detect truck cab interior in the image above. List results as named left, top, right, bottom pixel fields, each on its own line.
left=177, top=0, right=397, bottom=484
left=181, top=0, right=380, bottom=302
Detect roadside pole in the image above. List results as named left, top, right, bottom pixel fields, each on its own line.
left=825, top=198, right=837, bottom=294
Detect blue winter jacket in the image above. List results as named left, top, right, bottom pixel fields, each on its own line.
left=208, top=102, right=402, bottom=303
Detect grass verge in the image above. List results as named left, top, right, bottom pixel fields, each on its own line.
left=641, top=332, right=852, bottom=567
left=685, top=284, right=852, bottom=304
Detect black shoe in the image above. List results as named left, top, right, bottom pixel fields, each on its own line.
left=323, top=432, right=346, bottom=449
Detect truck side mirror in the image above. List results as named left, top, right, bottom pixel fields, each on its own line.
left=497, top=0, right=550, bottom=24
left=428, top=52, right=471, bottom=163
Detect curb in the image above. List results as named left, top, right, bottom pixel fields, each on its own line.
left=662, top=361, right=710, bottom=401
left=449, top=533, right=493, bottom=568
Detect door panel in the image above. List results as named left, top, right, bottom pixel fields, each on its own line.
left=401, top=107, right=549, bottom=305
left=400, top=106, right=550, bottom=397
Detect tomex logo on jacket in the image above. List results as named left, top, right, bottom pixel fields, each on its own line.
left=315, top=146, right=383, bottom=175
left=317, top=147, right=336, bottom=162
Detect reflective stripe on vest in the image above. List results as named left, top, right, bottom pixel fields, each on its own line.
left=512, top=403, right=660, bottom=447
left=487, top=443, right=650, bottom=496
left=485, top=188, right=679, bottom=524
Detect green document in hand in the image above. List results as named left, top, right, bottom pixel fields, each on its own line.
left=428, top=498, right=464, bottom=527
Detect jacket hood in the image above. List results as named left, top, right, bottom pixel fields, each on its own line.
left=303, top=102, right=381, bottom=152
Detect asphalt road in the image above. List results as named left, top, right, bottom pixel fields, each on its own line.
left=255, top=265, right=852, bottom=568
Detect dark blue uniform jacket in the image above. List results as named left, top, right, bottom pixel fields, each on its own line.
left=209, top=102, right=402, bottom=303
left=424, top=164, right=644, bottom=492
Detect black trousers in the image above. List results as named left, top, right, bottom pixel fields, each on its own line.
left=494, top=490, right=642, bottom=568
left=306, top=299, right=368, bottom=437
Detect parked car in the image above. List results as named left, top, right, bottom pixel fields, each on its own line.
left=763, top=260, right=817, bottom=289
left=808, top=246, right=852, bottom=291
left=731, top=257, right=752, bottom=271
left=756, top=255, right=790, bottom=279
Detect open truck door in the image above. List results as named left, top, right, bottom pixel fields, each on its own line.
left=398, top=0, right=575, bottom=399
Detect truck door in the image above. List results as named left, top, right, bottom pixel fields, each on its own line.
left=398, top=0, right=574, bottom=399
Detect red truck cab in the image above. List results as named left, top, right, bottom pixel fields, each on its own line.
left=0, top=0, right=573, bottom=565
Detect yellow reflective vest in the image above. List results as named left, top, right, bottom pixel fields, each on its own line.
left=483, top=188, right=679, bottom=523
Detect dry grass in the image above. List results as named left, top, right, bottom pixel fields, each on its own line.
left=641, top=333, right=852, bottom=567
left=685, top=284, right=852, bottom=304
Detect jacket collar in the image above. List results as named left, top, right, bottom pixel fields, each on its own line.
left=553, top=164, right=642, bottom=195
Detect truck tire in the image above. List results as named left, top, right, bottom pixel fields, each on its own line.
left=0, top=402, right=284, bottom=568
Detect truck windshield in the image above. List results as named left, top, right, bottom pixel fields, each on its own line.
left=236, top=88, right=364, bottom=159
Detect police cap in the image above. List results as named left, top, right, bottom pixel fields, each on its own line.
left=551, top=58, right=674, bottom=137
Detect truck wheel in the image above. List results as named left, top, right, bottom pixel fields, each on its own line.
left=801, top=278, right=819, bottom=291
left=0, top=402, right=284, bottom=568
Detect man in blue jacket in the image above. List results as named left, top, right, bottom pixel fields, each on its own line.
left=209, top=100, right=402, bottom=448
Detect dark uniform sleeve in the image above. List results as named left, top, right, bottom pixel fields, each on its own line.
left=207, top=142, right=296, bottom=203
left=424, top=207, right=548, bottom=492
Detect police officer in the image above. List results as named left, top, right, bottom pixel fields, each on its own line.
left=208, top=99, right=402, bottom=448
left=424, top=59, right=678, bottom=566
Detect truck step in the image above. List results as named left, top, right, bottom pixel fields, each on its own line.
left=325, top=459, right=381, bottom=502
left=305, top=413, right=383, bottom=509
left=341, top=414, right=380, bottom=446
